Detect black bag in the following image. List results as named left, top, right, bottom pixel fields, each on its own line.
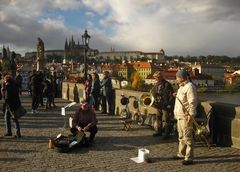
left=10, top=105, right=27, bottom=120
left=54, top=132, right=87, bottom=153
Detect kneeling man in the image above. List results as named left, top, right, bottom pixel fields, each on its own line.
left=71, top=99, right=98, bottom=144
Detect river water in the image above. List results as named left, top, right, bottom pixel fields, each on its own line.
left=198, top=93, right=240, bottom=105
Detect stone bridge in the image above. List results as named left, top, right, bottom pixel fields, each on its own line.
left=0, top=88, right=239, bottom=171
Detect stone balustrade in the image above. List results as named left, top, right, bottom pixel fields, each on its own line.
left=62, top=81, right=240, bottom=149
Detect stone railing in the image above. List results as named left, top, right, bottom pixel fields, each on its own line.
left=62, top=81, right=240, bottom=149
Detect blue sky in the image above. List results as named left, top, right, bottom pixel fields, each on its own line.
left=1, top=0, right=240, bottom=57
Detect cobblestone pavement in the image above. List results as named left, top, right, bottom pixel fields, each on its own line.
left=0, top=95, right=240, bottom=172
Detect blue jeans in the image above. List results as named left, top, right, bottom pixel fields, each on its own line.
left=5, top=109, right=21, bottom=136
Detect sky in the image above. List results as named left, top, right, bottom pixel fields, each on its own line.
left=0, top=0, right=240, bottom=57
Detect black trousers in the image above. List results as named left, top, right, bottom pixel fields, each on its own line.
left=32, top=91, right=40, bottom=110
left=71, top=125, right=98, bottom=141
left=102, top=95, right=114, bottom=114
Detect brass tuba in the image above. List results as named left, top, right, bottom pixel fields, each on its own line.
left=139, top=93, right=155, bottom=108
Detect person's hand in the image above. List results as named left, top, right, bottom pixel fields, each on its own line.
left=173, top=92, right=177, bottom=97
left=83, top=126, right=90, bottom=132
left=186, top=115, right=192, bottom=124
left=76, top=126, right=82, bottom=131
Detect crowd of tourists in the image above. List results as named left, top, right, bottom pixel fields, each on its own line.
left=1, top=68, right=198, bottom=165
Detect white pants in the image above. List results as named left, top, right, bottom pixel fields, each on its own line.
left=177, top=119, right=194, bottom=160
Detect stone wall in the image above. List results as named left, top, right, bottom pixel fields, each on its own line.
left=62, top=81, right=240, bottom=149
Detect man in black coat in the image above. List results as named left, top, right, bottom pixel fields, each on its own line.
left=151, top=71, right=174, bottom=138
left=3, top=75, right=22, bottom=138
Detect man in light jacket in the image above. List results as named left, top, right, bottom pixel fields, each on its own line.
left=173, top=69, right=198, bottom=165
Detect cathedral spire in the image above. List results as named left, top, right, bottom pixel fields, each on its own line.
left=65, top=38, right=68, bottom=50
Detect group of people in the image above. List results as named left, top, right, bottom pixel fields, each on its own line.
left=72, top=68, right=197, bottom=165
left=84, top=71, right=114, bottom=115
left=1, top=67, right=197, bottom=165
left=29, top=70, right=58, bottom=113
left=151, top=69, right=198, bottom=165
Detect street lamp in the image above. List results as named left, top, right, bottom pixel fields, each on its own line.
left=82, top=29, right=91, bottom=81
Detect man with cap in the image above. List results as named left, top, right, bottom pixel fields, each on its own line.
left=71, top=99, right=98, bottom=144
left=173, top=69, right=198, bottom=165
left=100, top=71, right=114, bottom=115
left=151, top=71, right=174, bottom=139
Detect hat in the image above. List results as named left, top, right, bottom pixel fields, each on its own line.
left=153, top=71, right=162, bottom=79
left=176, top=69, right=188, bottom=80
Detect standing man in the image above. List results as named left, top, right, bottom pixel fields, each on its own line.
left=15, top=70, right=23, bottom=95
left=30, top=70, right=42, bottom=114
left=100, top=71, right=114, bottom=115
left=151, top=71, right=174, bottom=139
left=3, top=75, right=22, bottom=138
left=173, top=69, right=198, bottom=165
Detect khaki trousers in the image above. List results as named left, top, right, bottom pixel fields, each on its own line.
left=177, top=119, right=194, bottom=160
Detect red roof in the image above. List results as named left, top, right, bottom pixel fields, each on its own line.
left=131, top=62, right=152, bottom=68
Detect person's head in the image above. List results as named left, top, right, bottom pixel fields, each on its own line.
left=87, top=74, right=92, bottom=80
left=153, top=71, right=163, bottom=83
left=4, top=75, right=12, bottom=84
left=103, top=71, right=109, bottom=78
left=91, top=72, right=99, bottom=80
left=80, top=99, right=90, bottom=111
left=176, top=69, right=188, bottom=84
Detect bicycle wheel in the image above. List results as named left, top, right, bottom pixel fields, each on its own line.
left=120, top=109, right=128, bottom=119
left=137, top=115, right=145, bottom=126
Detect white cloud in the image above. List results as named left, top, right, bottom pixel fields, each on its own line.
left=98, top=0, right=240, bottom=56
left=50, top=0, right=82, bottom=10
left=85, top=11, right=95, bottom=17
left=81, top=0, right=108, bottom=14
left=1, top=0, right=240, bottom=57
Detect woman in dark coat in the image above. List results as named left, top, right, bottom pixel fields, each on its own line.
left=3, top=75, right=21, bottom=138
left=90, top=73, right=101, bottom=110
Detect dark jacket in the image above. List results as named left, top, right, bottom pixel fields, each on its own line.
left=72, top=108, right=97, bottom=128
left=44, top=79, right=54, bottom=97
left=151, top=79, right=174, bottom=110
left=5, top=80, right=21, bottom=111
left=100, top=77, right=113, bottom=96
left=91, top=78, right=100, bottom=96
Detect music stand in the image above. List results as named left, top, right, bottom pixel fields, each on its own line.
left=61, top=102, right=77, bottom=129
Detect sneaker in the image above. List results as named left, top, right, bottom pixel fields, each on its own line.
left=182, top=160, right=193, bottom=165
left=173, top=156, right=184, bottom=160
left=4, top=133, right=12, bottom=136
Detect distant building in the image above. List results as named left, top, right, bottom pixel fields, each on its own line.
left=118, top=63, right=134, bottom=80
left=96, top=49, right=166, bottom=62
left=132, top=61, right=152, bottom=79
left=145, top=67, right=214, bottom=87
left=24, top=36, right=98, bottom=63
left=64, top=36, right=98, bottom=62
left=64, top=36, right=85, bottom=61
left=118, top=61, right=153, bottom=80
left=193, top=63, right=225, bottom=82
